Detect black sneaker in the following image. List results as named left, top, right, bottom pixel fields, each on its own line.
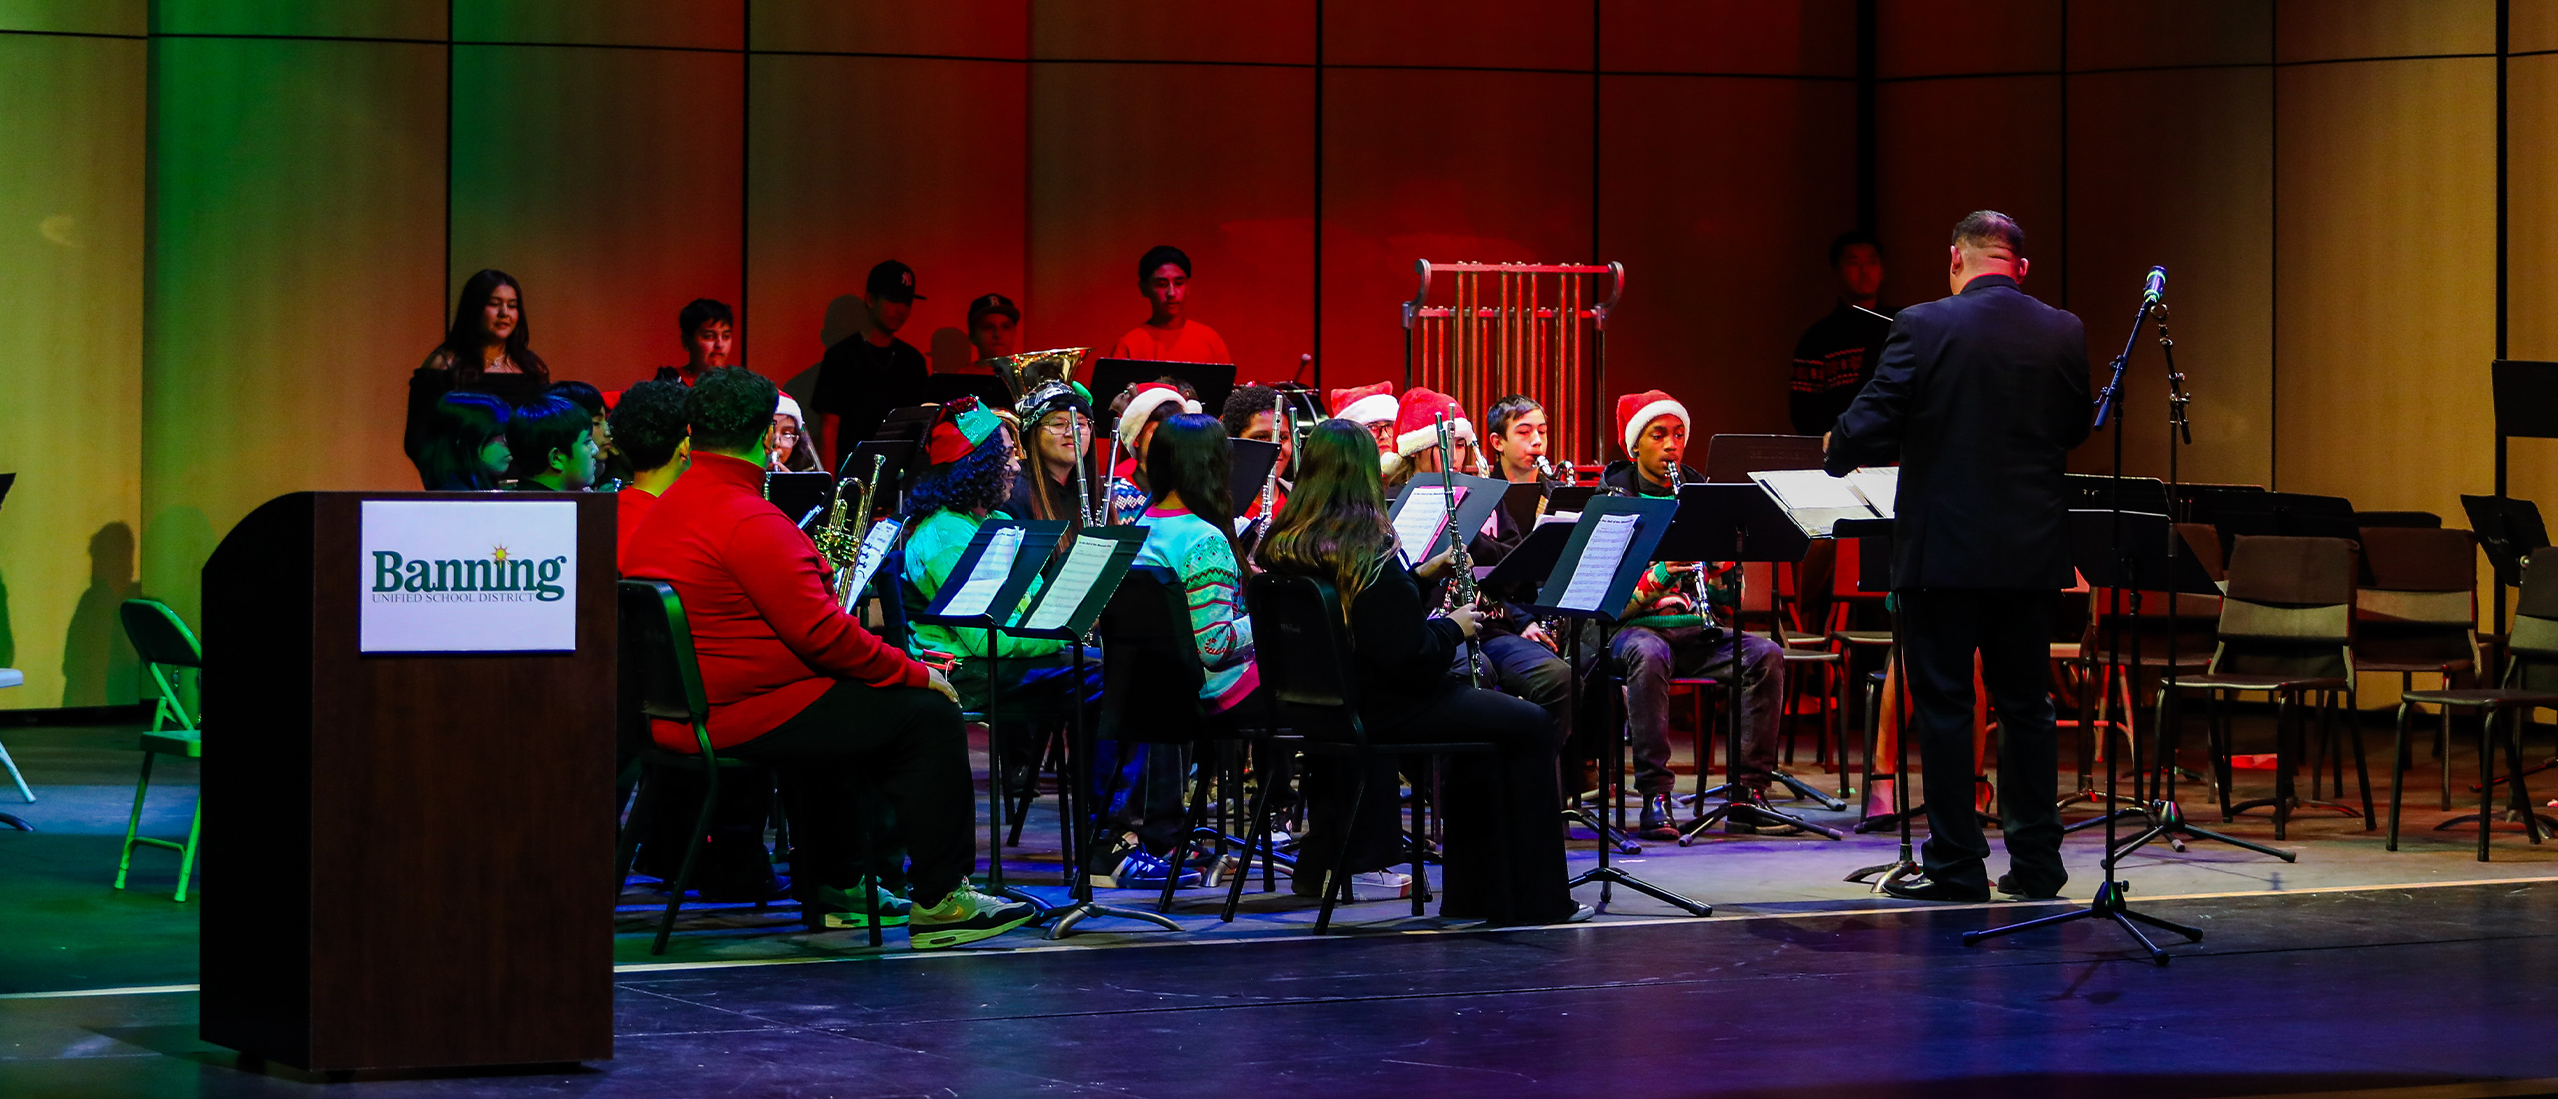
left=1636, top=796, right=1680, bottom=842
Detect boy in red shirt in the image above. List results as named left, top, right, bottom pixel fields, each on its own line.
left=1108, top=245, right=1231, bottom=364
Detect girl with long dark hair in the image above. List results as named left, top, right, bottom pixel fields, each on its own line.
left=411, top=391, right=513, bottom=490
left=1256, top=420, right=1581, bottom=926
left=406, top=269, right=553, bottom=459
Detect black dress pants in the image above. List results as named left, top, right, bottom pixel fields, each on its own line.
left=722, top=679, right=973, bottom=907
left=1297, top=685, right=1576, bottom=925
left=1897, top=588, right=2065, bottom=895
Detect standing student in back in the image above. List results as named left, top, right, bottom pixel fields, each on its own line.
left=1109, top=245, right=1231, bottom=364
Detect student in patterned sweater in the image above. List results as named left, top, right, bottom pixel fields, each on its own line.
left=1132, top=413, right=1261, bottom=716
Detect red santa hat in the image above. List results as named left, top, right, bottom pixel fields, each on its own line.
left=1327, top=381, right=1399, bottom=426
left=1392, top=388, right=1476, bottom=457
left=1614, top=389, right=1690, bottom=457
left=1115, top=381, right=1201, bottom=448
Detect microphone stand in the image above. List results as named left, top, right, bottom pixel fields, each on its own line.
left=1963, top=275, right=2203, bottom=966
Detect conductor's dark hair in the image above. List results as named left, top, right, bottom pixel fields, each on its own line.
left=1486, top=394, right=1544, bottom=440
left=612, top=380, right=690, bottom=473
left=678, top=298, right=734, bottom=334
left=505, top=396, right=590, bottom=480
left=1222, top=385, right=1280, bottom=436
left=1146, top=414, right=1240, bottom=560
left=437, top=268, right=549, bottom=387
left=1951, top=211, right=2026, bottom=255
left=685, top=366, right=779, bottom=454
left=1137, top=244, right=1192, bottom=282
left=1828, top=229, right=1881, bottom=267
left=546, top=380, right=605, bottom=419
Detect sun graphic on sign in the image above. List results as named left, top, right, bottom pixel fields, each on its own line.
left=490, top=544, right=511, bottom=562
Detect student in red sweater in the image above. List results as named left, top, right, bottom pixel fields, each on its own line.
left=623, top=367, right=1036, bottom=949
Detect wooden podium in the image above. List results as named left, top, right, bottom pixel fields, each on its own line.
left=200, top=492, right=617, bottom=1071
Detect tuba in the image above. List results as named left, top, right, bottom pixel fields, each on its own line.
left=992, top=347, right=1098, bottom=526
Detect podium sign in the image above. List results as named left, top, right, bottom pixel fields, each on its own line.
left=360, top=499, right=579, bottom=653
left=203, top=492, right=615, bottom=1071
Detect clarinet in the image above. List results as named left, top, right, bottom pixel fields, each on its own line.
left=1436, top=414, right=1480, bottom=688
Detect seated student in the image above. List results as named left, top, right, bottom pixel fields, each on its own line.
left=1328, top=381, right=1400, bottom=458
left=1483, top=394, right=1555, bottom=486
left=505, top=395, right=602, bottom=492
left=548, top=381, right=623, bottom=489
left=1257, top=419, right=1584, bottom=925
left=412, top=391, right=514, bottom=491
left=653, top=298, right=735, bottom=388
left=623, top=367, right=1037, bottom=947
left=767, top=394, right=821, bottom=472
left=1134, top=414, right=1261, bottom=717
left=1379, top=386, right=1480, bottom=491
left=1222, top=384, right=1294, bottom=522
left=1007, top=381, right=1097, bottom=526
left=1109, top=245, right=1231, bottom=364
left=1598, top=390, right=1790, bottom=840
left=609, top=380, right=691, bottom=571
left=1102, top=380, right=1200, bottom=525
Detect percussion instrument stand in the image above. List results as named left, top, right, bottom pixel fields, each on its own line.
left=1965, top=279, right=2201, bottom=966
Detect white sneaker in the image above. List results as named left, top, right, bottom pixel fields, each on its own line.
left=1294, top=869, right=1414, bottom=901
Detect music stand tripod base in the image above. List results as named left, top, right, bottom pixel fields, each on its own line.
left=1961, top=880, right=2201, bottom=967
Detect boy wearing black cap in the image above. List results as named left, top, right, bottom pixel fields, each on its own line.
left=967, top=293, right=1020, bottom=364
left=810, top=260, right=932, bottom=468
left=1108, top=245, right=1231, bottom=364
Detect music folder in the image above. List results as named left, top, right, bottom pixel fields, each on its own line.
left=2069, top=510, right=2220, bottom=596
left=914, top=519, right=1068, bottom=628
left=1747, top=469, right=1888, bottom=537
left=1004, top=525, right=1147, bottom=639
left=1228, top=437, right=1280, bottom=513
left=765, top=471, right=834, bottom=529
left=838, top=517, right=904, bottom=606
left=1657, top=483, right=1813, bottom=564
left=1528, top=494, right=1676, bottom=622
left=1389, top=471, right=1508, bottom=567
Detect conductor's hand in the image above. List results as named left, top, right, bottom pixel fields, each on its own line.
left=1415, top=547, right=1455, bottom=581
left=925, top=667, right=961, bottom=707
left=1446, top=605, right=1485, bottom=639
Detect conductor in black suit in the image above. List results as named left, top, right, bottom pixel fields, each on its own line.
left=1823, top=211, right=2091, bottom=902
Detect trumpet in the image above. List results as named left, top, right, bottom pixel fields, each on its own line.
left=1435, top=413, right=1481, bottom=688
left=814, top=453, right=888, bottom=613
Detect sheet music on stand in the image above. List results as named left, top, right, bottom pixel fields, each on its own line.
left=1392, top=489, right=1454, bottom=567
left=1749, top=468, right=1890, bottom=536
left=841, top=517, right=903, bottom=605
left=1014, top=526, right=1146, bottom=635
left=917, top=520, right=1067, bottom=629
left=1528, top=495, right=1676, bottom=623
left=1388, top=472, right=1508, bottom=567
left=1844, top=467, right=1897, bottom=518
left=940, top=526, right=1024, bottom=618
left=1558, top=514, right=1638, bottom=612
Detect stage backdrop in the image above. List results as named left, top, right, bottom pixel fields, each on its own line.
left=1, top=0, right=2546, bottom=709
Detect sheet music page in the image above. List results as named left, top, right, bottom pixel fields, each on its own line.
left=1022, top=535, right=1114, bottom=632
left=1392, top=486, right=1462, bottom=566
left=1558, top=513, right=1638, bottom=612
left=939, top=525, right=1023, bottom=619
left=1845, top=467, right=1898, bottom=519
left=1752, top=469, right=1870, bottom=512
left=842, top=518, right=902, bottom=603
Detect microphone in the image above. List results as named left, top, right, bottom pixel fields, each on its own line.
left=2142, top=266, right=2167, bottom=305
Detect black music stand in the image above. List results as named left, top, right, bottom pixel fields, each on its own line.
left=1833, top=518, right=1921, bottom=889
left=1089, top=359, right=1236, bottom=419
left=921, top=374, right=1012, bottom=412
left=2493, top=361, right=2558, bottom=638
left=912, top=518, right=1067, bottom=911
left=1655, top=484, right=1845, bottom=840
left=2060, top=510, right=2297, bottom=865
left=1701, top=434, right=1825, bottom=483
left=989, top=526, right=1178, bottom=939
left=1484, top=522, right=1635, bottom=856
left=1526, top=496, right=1713, bottom=916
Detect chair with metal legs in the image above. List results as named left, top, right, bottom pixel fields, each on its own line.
left=2388, top=546, right=2558, bottom=858
left=2355, top=526, right=2486, bottom=812
left=113, top=599, right=205, bottom=901
left=0, top=668, right=32, bottom=831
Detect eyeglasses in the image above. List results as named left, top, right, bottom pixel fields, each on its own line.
left=771, top=427, right=802, bottom=442
left=1040, top=419, right=1085, bottom=436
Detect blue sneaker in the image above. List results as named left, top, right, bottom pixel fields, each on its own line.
left=1086, top=840, right=1204, bottom=890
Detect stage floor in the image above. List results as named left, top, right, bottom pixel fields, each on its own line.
left=5, top=716, right=2557, bottom=1095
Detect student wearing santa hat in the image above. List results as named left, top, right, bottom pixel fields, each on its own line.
left=1103, top=378, right=1203, bottom=524
left=1598, top=390, right=1793, bottom=841
left=1328, top=380, right=1400, bottom=455
left=1379, top=387, right=1486, bottom=490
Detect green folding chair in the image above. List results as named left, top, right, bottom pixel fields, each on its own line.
left=116, top=598, right=204, bottom=901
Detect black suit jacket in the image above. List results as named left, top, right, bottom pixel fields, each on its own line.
left=1824, top=275, right=2091, bottom=590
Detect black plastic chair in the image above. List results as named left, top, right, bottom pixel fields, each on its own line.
left=615, top=579, right=878, bottom=953
left=2388, top=547, right=2558, bottom=858
left=1236, top=573, right=1501, bottom=934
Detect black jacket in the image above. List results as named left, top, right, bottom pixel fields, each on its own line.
left=1342, top=553, right=1466, bottom=732
left=1824, top=275, right=2091, bottom=590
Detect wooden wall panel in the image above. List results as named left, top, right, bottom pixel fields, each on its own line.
left=449, top=44, right=743, bottom=391
left=1600, top=0, right=1858, bottom=77
left=1319, top=68, right=1594, bottom=397
left=0, top=33, right=143, bottom=707
left=1873, top=76, right=2067, bottom=310
left=2065, top=67, right=2274, bottom=487
left=1875, top=0, right=2061, bottom=78
left=1030, top=0, right=1313, bottom=63
left=1029, top=63, right=1314, bottom=384
left=2066, top=0, right=2269, bottom=71
left=1599, top=74, right=1858, bottom=446
left=0, top=0, right=143, bottom=34
left=2516, top=0, right=2558, bottom=54
left=144, top=38, right=447, bottom=634
left=150, top=0, right=442, bottom=39
left=454, top=0, right=740, bottom=49
left=2272, top=0, right=2495, bottom=63
left=1324, top=0, right=1593, bottom=71
left=749, top=55, right=1027, bottom=381
left=751, top=0, right=1025, bottom=56
left=2504, top=54, right=2558, bottom=512
left=2273, top=59, right=2496, bottom=519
